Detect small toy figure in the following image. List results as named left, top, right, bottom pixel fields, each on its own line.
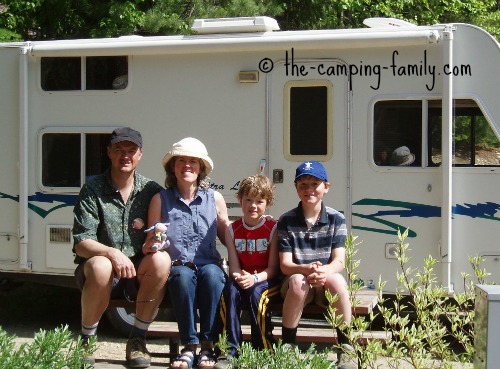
left=144, top=222, right=170, bottom=251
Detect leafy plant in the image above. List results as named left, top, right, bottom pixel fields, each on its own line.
left=325, top=234, right=387, bottom=368
left=232, top=340, right=334, bottom=369
left=215, top=230, right=485, bottom=368
left=0, top=27, right=22, bottom=41
left=0, top=325, right=95, bottom=369
left=378, top=229, right=478, bottom=368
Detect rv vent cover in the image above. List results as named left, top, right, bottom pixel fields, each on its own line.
left=192, top=16, right=280, bottom=34
left=49, top=226, right=72, bottom=243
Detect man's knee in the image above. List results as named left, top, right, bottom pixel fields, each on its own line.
left=82, top=256, right=113, bottom=283
left=139, top=252, right=171, bottom=278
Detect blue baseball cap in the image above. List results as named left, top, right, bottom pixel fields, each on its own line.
left=294, top=161, right=328, bottom=182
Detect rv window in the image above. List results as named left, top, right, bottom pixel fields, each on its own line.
left=287, top=85, right=329, bottom=157
left=86, top=134, right=111, bottom=176
left=41, top=132, right=111, bottom=189
left=373, top=99, right=499, bottom=167
left=429, top=99, right=500, bottom=167
left=86, top=56, right=128, bottom=90
left=41, top=57, right=81, bottom=91
left=41, top=56, right=128, bottom=91
left=373, top=100, right=422, bottom=166
left=42, top=133, right=81, bottom=187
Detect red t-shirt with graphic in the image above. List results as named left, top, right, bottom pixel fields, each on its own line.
left=229, top=217, right=277, bottom=273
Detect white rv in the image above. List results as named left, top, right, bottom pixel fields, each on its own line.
left=1, top=17, right=499, bottom=330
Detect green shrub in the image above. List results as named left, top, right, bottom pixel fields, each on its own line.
left=330, top=229, right=480, bottom=368
left=377, top=229, right=477, bottom=368
left=0, top=28, right=22, bottom=42
left=0, top=325, right=95, bottom=369
left=217, top=230, right=483, bottom=368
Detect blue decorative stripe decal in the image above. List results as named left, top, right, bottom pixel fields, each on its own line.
left=352, top=198, right=500, bottom=237
left=1, top=193, right=499, bottom=233
left=1, top=191, right=77, bottom=218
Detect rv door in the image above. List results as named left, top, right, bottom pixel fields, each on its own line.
left=267, top=58, right=350, bottom=225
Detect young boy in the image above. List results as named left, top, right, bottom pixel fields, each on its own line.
left=215, top=174, right=281, bottom=369
left=277, top=161, right=357, bottom=369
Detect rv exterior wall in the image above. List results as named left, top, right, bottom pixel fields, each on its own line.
left=0, top=23, right=498, bottom=294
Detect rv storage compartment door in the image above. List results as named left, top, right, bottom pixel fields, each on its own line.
left=474, top=284, right=500, bottom=369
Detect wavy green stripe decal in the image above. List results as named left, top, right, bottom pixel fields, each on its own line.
left=1, top=193, right=499, bottom=235
left=352, top=198, right=500, bottom=238
left=0, top=191, right=77, bottom=218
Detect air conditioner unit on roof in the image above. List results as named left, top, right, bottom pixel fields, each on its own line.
left=191, top=16, right=280, bottom=34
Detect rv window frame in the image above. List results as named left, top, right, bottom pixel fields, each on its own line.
left=283, top=80, right=333, bottom=161
left=37, top=127, right=115, bottom=193
left=39, top=56, right=130, bottom=94
left=370, top=97, right=500, bottom=170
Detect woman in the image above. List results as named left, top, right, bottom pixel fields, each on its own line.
left=145, top=137, right=230, bottom=369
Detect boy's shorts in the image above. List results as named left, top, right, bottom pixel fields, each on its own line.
left=74, top=254, right=143, bottom=301
left=280, top=274, right=329, bottom=308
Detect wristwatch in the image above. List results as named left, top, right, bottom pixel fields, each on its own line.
left=253, top=273, right=259, bottom=283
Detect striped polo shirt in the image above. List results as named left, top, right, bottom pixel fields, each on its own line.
left=277, top=202, right=347, bottom=265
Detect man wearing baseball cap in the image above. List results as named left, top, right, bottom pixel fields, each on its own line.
left=73, top=127, right=170, bottom=368
left=277, top=161, right=357, bottom=369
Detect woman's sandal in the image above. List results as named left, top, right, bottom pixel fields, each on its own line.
left=197, top=348, right=217, bottom=369
left=171, top=349, right=196, bottom=369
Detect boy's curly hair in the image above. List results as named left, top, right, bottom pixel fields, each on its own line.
left=236, top=174, right=275, bottom=206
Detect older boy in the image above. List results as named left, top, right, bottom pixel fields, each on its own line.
left=277, top=161, right=357, bottom=369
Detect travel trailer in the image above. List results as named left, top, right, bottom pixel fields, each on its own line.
left=1, top=17, right=499, bottom=332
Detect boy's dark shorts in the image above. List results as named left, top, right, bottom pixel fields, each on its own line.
left=74, top=254, right=143, bottom=301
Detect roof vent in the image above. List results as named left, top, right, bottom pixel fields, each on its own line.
left=192, top=16, right=280, bottom=34
left=363, top=17, right=417, bottom=28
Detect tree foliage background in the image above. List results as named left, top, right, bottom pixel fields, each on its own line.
left=0, top=0, right=499, bottom=42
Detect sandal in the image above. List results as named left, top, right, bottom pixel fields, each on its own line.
left=171, top=348, right=196, bottom=369
left=197, top=348, right=217, bottom=369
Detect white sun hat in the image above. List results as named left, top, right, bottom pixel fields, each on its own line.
left=162, top=137, right=214, bottom=175
left=390, top=146, right=415, bottom=166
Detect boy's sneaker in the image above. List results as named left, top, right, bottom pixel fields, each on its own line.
left=337, top=344, right=358, bottom=369
left=81, top=335, right=95, bottom=368
left=126, top=336, right=151, bottom=368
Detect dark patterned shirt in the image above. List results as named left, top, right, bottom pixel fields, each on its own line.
left=72, top=169, right=162, bottom=263
left=277, top=202, right=347, bottom=265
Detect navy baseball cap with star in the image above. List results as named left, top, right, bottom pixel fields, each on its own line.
left=294, top=161, right=328, bottom=182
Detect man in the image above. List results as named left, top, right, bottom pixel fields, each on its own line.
left=73, top=127, right=170, bottom=368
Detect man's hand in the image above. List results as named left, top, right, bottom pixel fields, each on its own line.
left=109, top=248, right=136, bottom=279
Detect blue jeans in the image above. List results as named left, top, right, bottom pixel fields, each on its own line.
left=220, top=278, right=280, bottom=357
left=168, top=263, right=225, bottom=345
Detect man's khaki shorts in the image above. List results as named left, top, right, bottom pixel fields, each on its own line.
left=280, top=274, right=329, bottom=308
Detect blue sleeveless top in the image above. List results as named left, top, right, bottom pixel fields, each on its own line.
left=160, top=187, right=221, bottom=266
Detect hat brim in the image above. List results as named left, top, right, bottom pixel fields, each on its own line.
left=110, top=137, right=142, bottom=148
left=398, top=154, right=415, bottom=166
left=162, top=150, right=213, bottom=175
left=294, top=173, right=328, bottom=182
